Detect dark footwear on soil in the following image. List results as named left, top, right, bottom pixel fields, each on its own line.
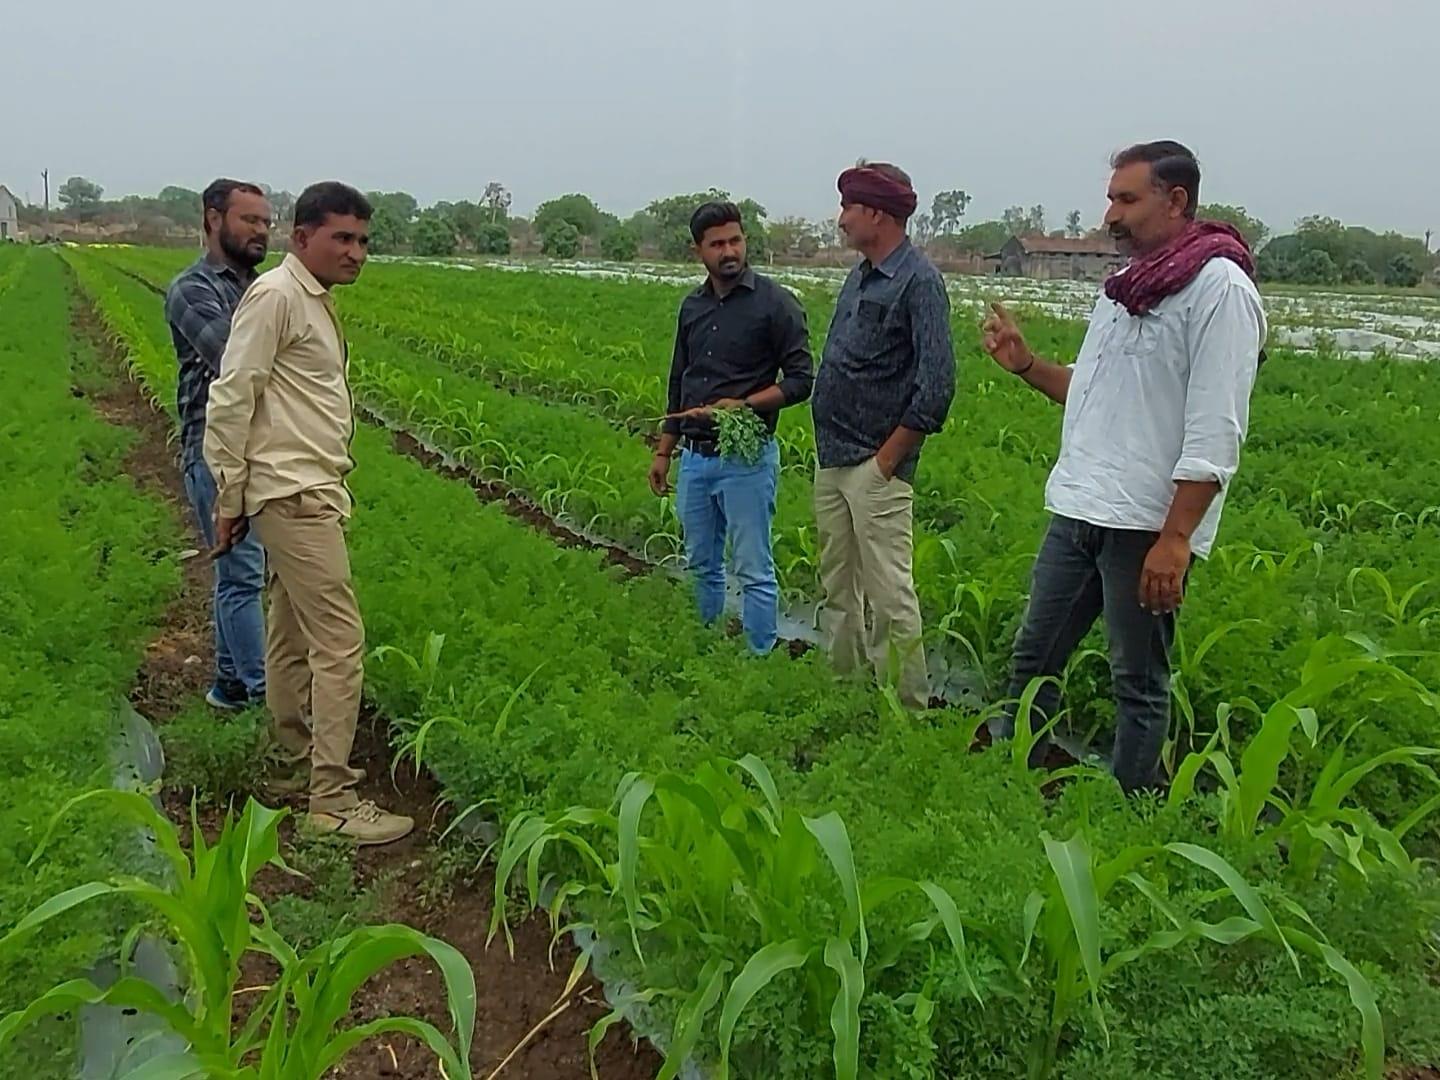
left=205, top=680, right=251, bottom=712
left=305, top=800, right=414, bottom=846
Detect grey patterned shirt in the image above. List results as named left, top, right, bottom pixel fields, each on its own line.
left=812, top=239, right=956, bottom=483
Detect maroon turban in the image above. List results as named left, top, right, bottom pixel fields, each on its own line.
left=838, top=166, right=918, bottom=222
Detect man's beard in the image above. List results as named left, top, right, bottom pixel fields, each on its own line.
left=220, top=227, right=267, bottom=269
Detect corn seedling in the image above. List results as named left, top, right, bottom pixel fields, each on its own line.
left=0, top=791, right=476, bottom=1079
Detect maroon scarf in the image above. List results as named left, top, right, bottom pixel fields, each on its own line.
left=1104, top=220, right=1255, bottom=316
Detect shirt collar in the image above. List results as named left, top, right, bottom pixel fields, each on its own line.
left=196, top=253, right=257, bottom=287
left=282, top=252, right=328, bottom=297
left=701, top=265, right=757, bottom=297
left=863, top=238, right=913, bottom=279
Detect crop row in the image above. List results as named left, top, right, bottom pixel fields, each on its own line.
left=56, top=245, right=1440, bottom=1077
left=0, top=251, right=181, bottom=1078
left=83, top=246, right=1440, bottom=815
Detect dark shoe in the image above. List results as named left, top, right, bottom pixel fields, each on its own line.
left=205, top=680, right=251, bottom=712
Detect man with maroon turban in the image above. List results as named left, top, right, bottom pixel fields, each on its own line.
left=982, top=140, right=1267, bottom=793
left=811, top=161, right=956, bottom=708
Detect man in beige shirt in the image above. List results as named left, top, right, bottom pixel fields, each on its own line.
left=205, top=180, right=412, bottom=846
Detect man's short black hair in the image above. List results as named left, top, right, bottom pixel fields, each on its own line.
left=294, top=182, right=373, bottom=230
left=201, top=178, right=265, bottom=234
left=689, top=200, right=743, bottom=243
left=1111, top=141, right=1201, bottom=219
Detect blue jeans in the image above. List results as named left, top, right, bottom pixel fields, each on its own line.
left=182, top=459, right=267, bottom=696
left=677, top=442, right=780, bottom=654
left=995, top=515, right=1179, bottom=793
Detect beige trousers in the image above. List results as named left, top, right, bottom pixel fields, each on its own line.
left=252, top=489, right=365, bottom=813
left=814, top=459, right=929, bottom=708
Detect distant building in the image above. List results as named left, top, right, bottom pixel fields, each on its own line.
left=989, top=234, right=1123, bottom=280
left=0, top=186, right=18, bottom=241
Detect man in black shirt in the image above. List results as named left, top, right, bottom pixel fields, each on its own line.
left=649, top=201, right=813, bottom=653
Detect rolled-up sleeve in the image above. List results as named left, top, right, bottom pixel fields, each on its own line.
left=900, top=274, right=955, bottom=433
left=772, top=290, right=813, bottom=406
left=1172, top=277, right=1266, bottom=489
left=204, top=286, right=284, bottom=517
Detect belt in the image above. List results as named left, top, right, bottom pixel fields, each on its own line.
left=682, top=437, right=721, bottom=457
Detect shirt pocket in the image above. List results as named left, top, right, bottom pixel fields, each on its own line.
left=848, top=298, right=896, bottom=357
left=1119, top=307, right=1173, bottom=363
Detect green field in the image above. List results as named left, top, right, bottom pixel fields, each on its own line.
left=4, top=241, right=1439, bottom=1078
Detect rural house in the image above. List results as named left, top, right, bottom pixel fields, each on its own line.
left=0, top=186, right=18, bottom=241
left=990, top=234, right=1122, bottom=280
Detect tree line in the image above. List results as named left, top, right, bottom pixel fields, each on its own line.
left=21, top=175, right=1437, bottom=285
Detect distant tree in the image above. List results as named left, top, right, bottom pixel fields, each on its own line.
left=1199, top=203, right=1269, bottom=249
left=411, top=211, right=458, bottom=257
left=1255, top=246, right=1293, bottom=283
left=768, top=216, right=820, bottom=258
left=367, top=191, right=419, bottom=223
left=600, top=222, right=640, bottom=262
left=474, top=222, right=511, bottom=255
left=155, top=185, right=201, bottom=224
left=442, top=200, right=488, bottom=248
left=945, top=219, right=1010, bottom=254
left=534, top=194, right=604, bottom=239
left=645, top=190, right=770, bottom=262
left=368, top=206, right=411, bottom=254
left=910, top=213, right=935, bottom=245
left=481, top=182, right=512, bottom=223
left=1294, top=248, right=1342, bottom=286
left=264, top=188, right=296, bottom=230
left=541, top=220, right=582, bottom=259
left=1065, top=210, right=1083, bottom=238
left=930, top=189, right=972, bottom=236
left=58, top=176, right=104, bottom=213
left=1341, top=257, right=1376, bottom=285
left=1001, top=204, right=1046, bottom=236
left=1385, top=253, right=1423, bottom=288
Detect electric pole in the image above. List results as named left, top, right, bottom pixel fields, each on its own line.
left=41, top=169, right=50, bottom=240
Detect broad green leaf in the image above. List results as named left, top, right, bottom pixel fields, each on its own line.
left=824, top=936, right=864, bottom=1080
left=735, top=754, right=783, bottom=827
left=1165, top=843, right=1299, bottom=975
left=656, top=957, right=729, bottom=1080
left=1042, top=831, right=1106, bottom=1040
left=617, top=776, right=657, bottom=965
left=717, top=940, right=810, bottom=1076
left=316, top=1016, right=469, bottom=1079
left=804, top=813, right=866, bottom=965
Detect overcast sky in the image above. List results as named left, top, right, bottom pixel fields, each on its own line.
left=5, top=0, right=1435, bottom=238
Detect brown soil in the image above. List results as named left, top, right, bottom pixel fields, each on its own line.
left=69, top=288, right=661, bottom=1079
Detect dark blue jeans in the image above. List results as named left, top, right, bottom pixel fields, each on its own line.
left=995, top=515, right=1178, bottom=793
left=183, top=458, right=267, bottom=697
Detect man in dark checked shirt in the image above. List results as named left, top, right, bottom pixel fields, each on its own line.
left=649, top=200, right=813, bottom=653
left=164, top=178, right=272, bottom=711
left=812, top=162, right=956, bottom=708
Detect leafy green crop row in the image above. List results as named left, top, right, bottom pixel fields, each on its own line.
left=0, top=251, right=180, bottom=1077
left=63, top=245, right=1440, bottom=1078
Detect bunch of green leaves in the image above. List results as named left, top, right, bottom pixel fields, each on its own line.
left=714, top=406, right=769, bottom=466
left=0, top=791, right=476, bottom=1080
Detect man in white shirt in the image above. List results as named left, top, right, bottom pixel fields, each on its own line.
left=982, top=140, right=1267, bottom=793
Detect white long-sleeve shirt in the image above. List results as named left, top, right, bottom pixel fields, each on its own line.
left=1044, top=258, right=1267, bottom=558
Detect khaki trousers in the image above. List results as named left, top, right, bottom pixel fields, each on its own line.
left=252, top=489, right=365, bottom=813
left=814, top=460, right=929, bottom=708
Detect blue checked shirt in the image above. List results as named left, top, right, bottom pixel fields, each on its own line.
left=164, top=256, right=257, bottom=469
